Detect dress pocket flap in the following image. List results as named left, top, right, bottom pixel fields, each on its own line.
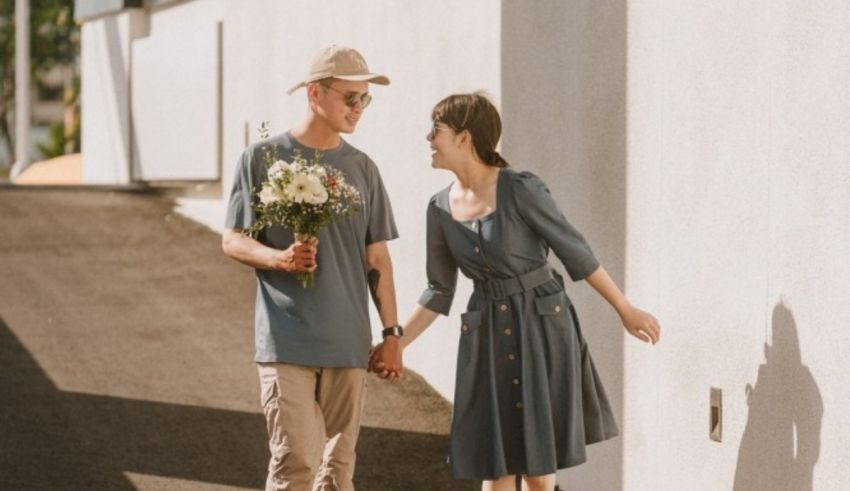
left=460, top=310, right=483, bottom=334
left=535, top=292, right=571, bottom=316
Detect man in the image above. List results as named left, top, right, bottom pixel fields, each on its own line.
left=222, top=45, right=403, bottom=491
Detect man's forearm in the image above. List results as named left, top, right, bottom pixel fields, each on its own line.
left=367, top=257, right=398, bottom=328
left=222, top=230, right=280, bottom=270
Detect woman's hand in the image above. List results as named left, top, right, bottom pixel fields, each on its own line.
left=369, top=337, right=404, bottom=380
left=620, top=306, right=661, bottom=344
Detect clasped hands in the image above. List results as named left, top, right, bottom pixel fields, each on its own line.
left=369, top=336, right=404, bottom=380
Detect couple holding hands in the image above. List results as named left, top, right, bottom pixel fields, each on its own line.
left=223, top=45, right=661, bottom=491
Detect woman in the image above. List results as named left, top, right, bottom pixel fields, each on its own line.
left=372, top=92, right=660, bottom=491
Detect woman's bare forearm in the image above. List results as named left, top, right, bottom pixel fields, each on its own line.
left=400, top=305, right=441, bottom=349
left=584, top=265, right=631, bottom=318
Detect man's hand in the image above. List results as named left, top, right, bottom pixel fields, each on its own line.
left=369, top=337, right=403, bottom=380
left=270, top=241, right=317, bottom=274
left=222, top=229, right=317, bottom=275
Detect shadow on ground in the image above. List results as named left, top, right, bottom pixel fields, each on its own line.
left=0, top=189, right=475, bottom=490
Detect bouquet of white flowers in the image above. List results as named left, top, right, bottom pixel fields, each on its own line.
left=245, top=124, right=361, bottom=288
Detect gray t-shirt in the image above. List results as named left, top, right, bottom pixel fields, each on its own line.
left=225, top=132, right=398, bottom=367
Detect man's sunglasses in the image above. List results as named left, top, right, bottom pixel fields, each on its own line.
left=321, top=83, right=372, bottom=109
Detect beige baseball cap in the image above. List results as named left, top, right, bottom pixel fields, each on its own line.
left=287, top=45, right=390, bottom=95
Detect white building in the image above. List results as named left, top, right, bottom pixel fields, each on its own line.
left=76, top=1, right=850, bottom=489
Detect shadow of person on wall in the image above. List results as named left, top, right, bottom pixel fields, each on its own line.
left=733, top=302, right=823, bottom=490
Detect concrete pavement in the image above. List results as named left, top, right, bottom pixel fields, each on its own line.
left=0, top=188, right=477, bottom=490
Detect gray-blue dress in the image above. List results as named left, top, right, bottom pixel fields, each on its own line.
left=418, top=169, right=618, bottom=480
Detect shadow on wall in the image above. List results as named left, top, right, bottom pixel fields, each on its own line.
left=733, top=302, right=823, bottom=490
left=501, top=1, right=627, bottom=490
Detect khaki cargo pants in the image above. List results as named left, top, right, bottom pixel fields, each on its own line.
left=257, top=363, right=367, bottom=491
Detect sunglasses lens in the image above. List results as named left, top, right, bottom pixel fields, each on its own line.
left=346, top=93, right=372, bottom=108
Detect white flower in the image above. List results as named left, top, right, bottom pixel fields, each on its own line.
left=258, top=184, right=280, bottom=205
left=310, top=186, right=329, bottom=205
left=268, top=160, right=292, bottom=179
left=310, top=165, right=327, bottom=178
left=286, top=172, right=326, bottom=204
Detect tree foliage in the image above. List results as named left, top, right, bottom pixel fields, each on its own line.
left=0, top=0, right=79, bottom=166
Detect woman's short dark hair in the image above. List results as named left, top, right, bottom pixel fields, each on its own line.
left=431, top=91, right=509, bottom=168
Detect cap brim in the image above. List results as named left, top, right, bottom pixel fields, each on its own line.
left=286, top=81, right=307, bottom=95
left=333, top=73, right=391, bottom=85
left=286, top=74, right=390, bottom=96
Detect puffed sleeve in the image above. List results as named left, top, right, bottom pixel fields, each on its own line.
left=513, top=171, right=600, bottom=281
left=417, top=198, right=458, bottom=315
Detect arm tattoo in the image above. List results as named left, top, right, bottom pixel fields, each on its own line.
left=367, top=269, right=382, bottom=312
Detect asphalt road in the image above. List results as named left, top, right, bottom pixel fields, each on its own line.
left=0, top=187, right=477, bottom=491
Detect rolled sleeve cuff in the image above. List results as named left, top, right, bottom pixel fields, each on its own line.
left=566, top=255, right=601, bottom=282
left=365, top=230, right=400, bottom=245
left=418, top=289, right=453, bottom=316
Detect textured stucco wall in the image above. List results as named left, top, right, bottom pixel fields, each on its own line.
left=501, top=1, right=628, bottom=489
left=625, top=1, right=850, bottom=489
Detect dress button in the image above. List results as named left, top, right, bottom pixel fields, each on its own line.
left=555, top=305, right=561, bottom=313
left=512, top=378, right=520, bottom=385
left=461, top=325, right=469, bottom=332
left=499, top=304, right=508, bottom=312
left=474, top=246, right=480, bottom=253
left=504, top=328, right=512, bottom=336
left=516, top=402, right=523, bottom=409
left=508, top=353, right=516, bottom=361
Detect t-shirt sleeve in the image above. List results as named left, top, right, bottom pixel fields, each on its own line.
left=364, top=160, right=399, bottom=245
left=224, top=148, right=257, bottom=230
left=417, top=199, right=458, bottom=315
left=513, top=171, right=600, bottom=281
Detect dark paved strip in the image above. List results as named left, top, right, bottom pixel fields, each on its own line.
left=0, top=188, right=476, bottom=490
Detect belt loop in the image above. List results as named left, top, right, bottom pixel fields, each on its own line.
left=491, top=279, right=505, bottom=300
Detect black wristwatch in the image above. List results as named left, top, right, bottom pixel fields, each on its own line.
left=382, top=325, right=404, bottom=339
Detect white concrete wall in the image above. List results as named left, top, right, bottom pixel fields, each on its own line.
left=625, top=1, right=850, bottom=489
left=501, top=2, right=628, bottom=489
left=221, top=0, right=502, bottom=401
left=80, top=10, right=146, bottom=184
left=131, top=0, right=223, bottom=181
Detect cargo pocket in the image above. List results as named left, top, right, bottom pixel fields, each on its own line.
left=455, top=310, right=484, bottom=417
left=258, top=369, right=283, bottom=444
left=534, top=292, right=575, bottom=348
left=259, top=371, right=280, bottom=409
left=459, top=310, right=483, bottom=335
left=457, top=310, right=483, bottom=373
left=534, top=291, right=571, bottom=316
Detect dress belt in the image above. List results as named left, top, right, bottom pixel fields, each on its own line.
left=473, top=265, right=554, bottom=300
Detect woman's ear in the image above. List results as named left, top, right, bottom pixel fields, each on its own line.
left=457, top=129, right=472, bottom=150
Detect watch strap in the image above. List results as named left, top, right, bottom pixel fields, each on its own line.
left=382, top=325, right=404, bottom=338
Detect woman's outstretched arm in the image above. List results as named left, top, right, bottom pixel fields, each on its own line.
left=584, top=265, right=661, bottom=344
